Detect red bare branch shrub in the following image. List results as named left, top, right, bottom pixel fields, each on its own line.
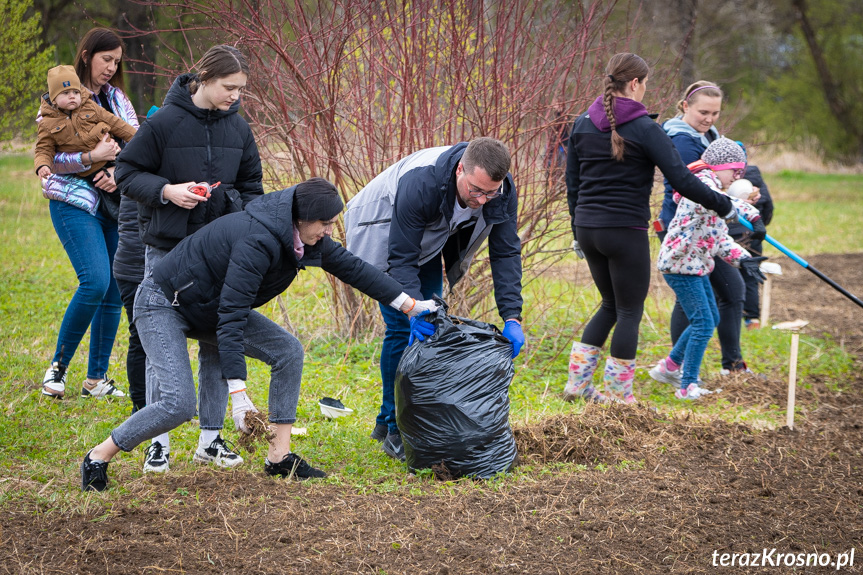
left=140, top=0, right=676, bottom=337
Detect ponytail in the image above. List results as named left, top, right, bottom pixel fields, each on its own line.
left=603, top=81, right=625, bottom=162
left=602, top=53, right=649, bottom=162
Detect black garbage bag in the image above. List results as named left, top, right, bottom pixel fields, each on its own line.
left=394, top=304, right=518, bottom=479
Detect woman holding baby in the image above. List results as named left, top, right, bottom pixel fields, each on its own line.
left=39, top=27, right=138, bottom=400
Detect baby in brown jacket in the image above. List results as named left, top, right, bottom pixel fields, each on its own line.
left=34, top=65, right=136, bottom=179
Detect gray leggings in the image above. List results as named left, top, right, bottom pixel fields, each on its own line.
left=111, top=278, right=304, bottom=452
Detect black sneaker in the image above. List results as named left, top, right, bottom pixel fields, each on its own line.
left=81, top=451, right=109, bottom=492
left=370, top=423, right=388, bottom=442
left=382, top=432, right=405, bottom=462
left=264, top=453, right=327, bottom=480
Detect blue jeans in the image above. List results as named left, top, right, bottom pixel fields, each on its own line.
left=378, top=258, right=443, bottom=434
left=664, top=274, right=719, bottom=387
left=114, top=279, right=304, bottom=451
left=669, top=257, right=746, bottom=370
left=49, top=200, right=122, bottom=379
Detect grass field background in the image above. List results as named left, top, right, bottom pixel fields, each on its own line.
left=1, top=152, right=860, bottom=505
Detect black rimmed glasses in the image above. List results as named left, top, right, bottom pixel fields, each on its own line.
left=467, top=184, right=502, bottom=199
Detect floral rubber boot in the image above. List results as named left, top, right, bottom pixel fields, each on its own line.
left=603, top=356, right=636, bottom=404
left=563, top=342, right=605, bottom=403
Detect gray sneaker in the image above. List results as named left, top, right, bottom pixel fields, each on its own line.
left=649, top=359, right=682, bottom=387
left=382, top=432, right=405, bottom=462
left=370, top=423, right=388, bottom=442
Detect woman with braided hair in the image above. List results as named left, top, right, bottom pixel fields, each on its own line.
left=562, top=52, right=737, bottom=404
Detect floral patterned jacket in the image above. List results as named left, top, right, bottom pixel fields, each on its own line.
left=37, top=83, right=139, bottom=215
left=657, top=167, right=760, bottom=276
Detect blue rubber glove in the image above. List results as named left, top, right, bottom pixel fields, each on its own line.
left=502, top=319, right=525, bottom=359
left=408, top=311, right=436, bottom=346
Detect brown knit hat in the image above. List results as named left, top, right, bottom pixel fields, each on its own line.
left=47, top=65, right=82, bottom=103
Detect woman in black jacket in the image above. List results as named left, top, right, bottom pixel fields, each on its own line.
left=81, top=180, right=437, bottom=491
left=113, top=45, right=264, bottom=473
left=563, top=52, right=739, bottom=404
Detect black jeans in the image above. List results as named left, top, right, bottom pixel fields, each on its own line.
left=742, top=238, right=764, bottom=320
left=117, top=278, right=147, bottom=412
left=576, top=227, right=651, bottom=360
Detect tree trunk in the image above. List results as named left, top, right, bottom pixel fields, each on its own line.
left=116, top=0, right=156, bottom=114
left=674, top=0, right=698, bottom=89
left=792, top=0, right=863, bottom=160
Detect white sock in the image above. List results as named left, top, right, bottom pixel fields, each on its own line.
left=199, top=429, right=220, bottom=449
left=152, top=434, right=170, bottom=452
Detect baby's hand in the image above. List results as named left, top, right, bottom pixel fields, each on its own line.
left=37, top=166, right=52, bottom=178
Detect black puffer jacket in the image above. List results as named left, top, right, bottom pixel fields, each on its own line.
left=115, top=73, right=264, bottom=252
left=152, top=186, right=405, bottom=380
left=113, top=194, right=146, bottom=282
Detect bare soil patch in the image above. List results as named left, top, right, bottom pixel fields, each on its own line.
left=2, top=254, right=862, bottom=574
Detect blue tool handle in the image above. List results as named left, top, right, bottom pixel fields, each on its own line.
left=735, top=215, right=809, bottom=268
left=736, top=212, right=863, bottom=309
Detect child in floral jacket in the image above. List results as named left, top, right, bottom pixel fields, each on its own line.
left=654, top=138, right=767, bottom=399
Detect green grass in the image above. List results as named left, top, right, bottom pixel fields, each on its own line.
left=760, top=170, right=863, bottom=255
left=0, top=155, right=858, bottom=508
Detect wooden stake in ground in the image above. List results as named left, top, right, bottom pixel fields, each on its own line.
left=773, top=319, right=809, bottom=430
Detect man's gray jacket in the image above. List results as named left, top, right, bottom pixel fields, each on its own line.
left=344, top=143, right=523, bottom=321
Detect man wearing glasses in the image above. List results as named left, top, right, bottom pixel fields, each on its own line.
left=344, top=137, right=525, bottom=461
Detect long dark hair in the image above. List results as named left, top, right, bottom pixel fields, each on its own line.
left=74, top=28, right=125, bottom=91
left=603, top=53, right=649, bottom=162
left=188, top=45, right=250, bottom=95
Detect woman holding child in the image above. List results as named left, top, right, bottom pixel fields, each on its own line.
left=650, top=82, right=758, bottom=385
left=563, top=53, right=736, bottom=404
left=39, top=27, right=138, bottom=401
left=654, top=138, right=767, bottom=399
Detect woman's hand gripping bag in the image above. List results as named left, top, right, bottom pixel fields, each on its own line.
left=394, top=303, right=518, bottom=478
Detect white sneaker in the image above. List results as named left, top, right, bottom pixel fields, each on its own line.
left=193, top=435, right=243, bottom=468
left=143, top=441, right=170, bottom=473
left=649, top=358, right=682, bottom=387
left=41, top=362, right=67, bottom=398
left=674, top=383, right=713, bottom=400
left=81, top=378, right=126, bottom=399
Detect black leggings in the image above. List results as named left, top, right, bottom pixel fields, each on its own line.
left=117, top=278, right=147, bottom=412
left=576, top=227, right=651, bottom=360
